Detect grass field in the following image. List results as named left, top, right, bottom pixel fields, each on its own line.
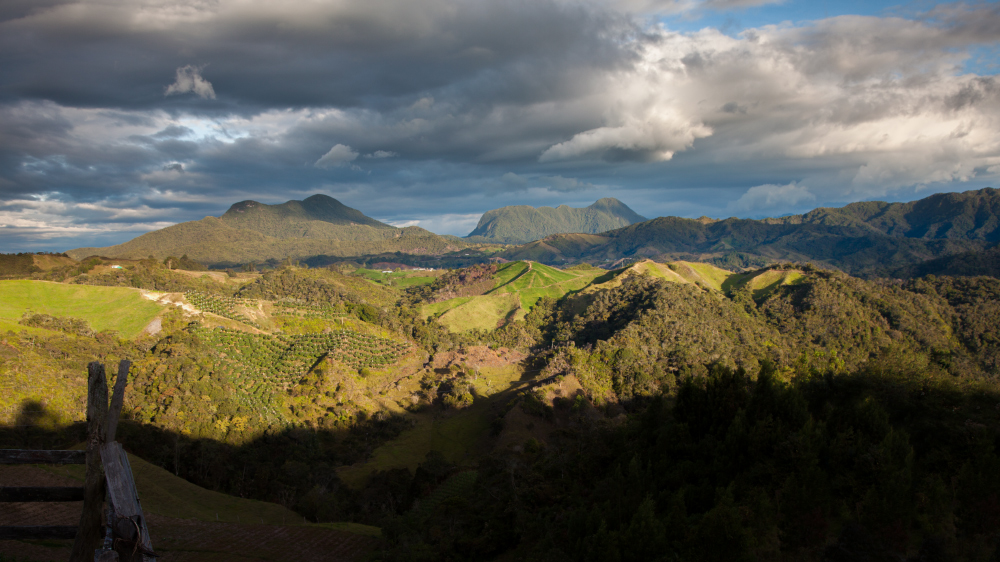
left=435, top=293, right=521, bottom=332
left=489, top=261, right=603, bottom=309
left=0, top=281, right=164, bottom=338
left=423, top=261, right=604, bottom=332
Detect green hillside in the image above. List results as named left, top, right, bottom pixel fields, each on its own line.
left=67, top=195, right=465, bottom=265
left=466, top=198, right=646, bottom=244
left=422, top=261, right=605, bottom=331
left=0, top=280, right=164, bottom=337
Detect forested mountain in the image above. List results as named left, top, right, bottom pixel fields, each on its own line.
left=221, top=194, right=393, bottom=234
left=503, top=187, right=1000, bottom=275
left=466, top=198, right=647, bottom=244
left=67, top=195, right=465, bottom=266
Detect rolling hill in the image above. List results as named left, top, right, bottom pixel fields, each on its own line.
left=67, top=194, right=465, bottom=266
left=466, top=197, right=646, bottom=244
left=420, top=259, right=806, bottom=333
left=502, top=187, right=1000, bottom=275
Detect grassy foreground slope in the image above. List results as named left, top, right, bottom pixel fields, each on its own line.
left=0, top=280, right=164, bottom=337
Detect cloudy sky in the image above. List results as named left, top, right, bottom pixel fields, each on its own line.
left=1, top=0, right=999, bottom=251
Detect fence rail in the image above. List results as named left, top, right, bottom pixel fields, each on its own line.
left=0, top=449, right=86, bottom=464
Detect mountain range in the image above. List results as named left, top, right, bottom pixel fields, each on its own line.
left=465, top=198, right=646, bottom=244
left=503, top=188, right=1000, bottom=276
left=67, top=188, right=1000, bottom=277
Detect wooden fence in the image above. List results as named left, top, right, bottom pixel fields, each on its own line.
left=0, top=360, right=156, bottom=561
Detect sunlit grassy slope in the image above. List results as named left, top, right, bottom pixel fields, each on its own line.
left=422, top=261, right=605, bottom=332
left=435, top=293, right=522, bottom=332
left=0, top=280, right=164, bottom=338
left=426, top=259, right=803, bottom=335
left=489, top=261, right=603, bottom=309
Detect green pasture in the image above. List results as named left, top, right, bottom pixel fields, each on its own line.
left=425, top=261, right=604, bottom=332
left=748, top=269, right=805, bottom=299
left=490, top=261, right=602, bottom=309
left=679, top=261, right=733, bottom=291
left=435, top=293, right=521, bottom=332
left=422, top=296, right=475, bottom=319
left=0, top=280, right=164, bottom=338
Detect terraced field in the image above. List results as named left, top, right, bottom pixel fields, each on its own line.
left=199, top=327, right=410, bottom=389
left=185, top=291, right=263, bottom=328
left=272, top=299, right=350, bottom=320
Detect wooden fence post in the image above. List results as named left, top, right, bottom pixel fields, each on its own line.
left=106, top=360, right=130, bottom=444
left=69, top=362, right=108, bottom=562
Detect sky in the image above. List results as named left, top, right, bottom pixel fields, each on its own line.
left=1, top=0, right=999, bottom=252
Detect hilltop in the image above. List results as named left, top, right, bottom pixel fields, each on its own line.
left=503, top=187, right=1000, bottom=276
left=466, top=197, right=646, bottom=244
left=67, top=194, right=465, bottom=266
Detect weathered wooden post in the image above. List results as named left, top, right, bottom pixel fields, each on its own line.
left=69, top=362, right=109, bottom=562
left=95, top=359, right=129, bottom=562
left=1, top=359, right=151, bottom=562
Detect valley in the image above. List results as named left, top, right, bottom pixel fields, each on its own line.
left=4, top=188, right=1000, bottom=560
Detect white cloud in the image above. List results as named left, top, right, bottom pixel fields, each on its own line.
left=365, top=150, right=397, bottom=158
left=314, top=144, right=359, bottom=168
left=164, top=65, right=216, bottom=99
left=728, top=182, right=815, bottom=213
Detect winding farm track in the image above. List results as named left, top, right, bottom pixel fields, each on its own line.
left=0, top=465, right=378, bottom=562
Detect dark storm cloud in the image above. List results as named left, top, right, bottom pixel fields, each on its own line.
left=0, top=0, right=634, bottom=113
left=0, top=0, right=999, bottom=250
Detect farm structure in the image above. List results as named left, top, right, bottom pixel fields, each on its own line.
left=1, top=360, right=156, bottom=561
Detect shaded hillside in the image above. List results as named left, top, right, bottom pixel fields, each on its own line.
left=502, top=188, right=1000, bottom=275
left=67, top=195, right=464, bottom=265
left=383, top=266, right=1000, bottom=561
left=890, top=245, right=1000, bottom=278
left=466, top=198, right=646, bottom=244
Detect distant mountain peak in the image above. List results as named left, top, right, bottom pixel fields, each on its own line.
left=221, top=194, right=392, bottom=230
left=467, top=198, right=647, bottom=244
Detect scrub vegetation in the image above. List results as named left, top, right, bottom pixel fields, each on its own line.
left=4, top=235, right=1000, bottom=560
